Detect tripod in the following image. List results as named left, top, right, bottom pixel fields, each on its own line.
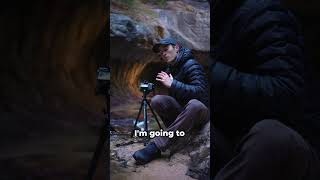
left=86, top=94, right=111, bottom=180
left=131, top=89, right=163, bottom=146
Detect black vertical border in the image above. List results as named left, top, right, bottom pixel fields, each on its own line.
left=208, top=0, right=214, bottom=179
left=105, top=0, right=110, bottom=180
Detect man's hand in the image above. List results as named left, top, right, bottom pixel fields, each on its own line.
left=156, top=71, right=173, bottom=88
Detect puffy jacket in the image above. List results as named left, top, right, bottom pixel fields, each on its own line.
left=209, top=0, right=307, bottom=137
left=166, top=47, right=209, bottom=107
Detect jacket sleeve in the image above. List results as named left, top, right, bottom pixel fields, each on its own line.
left=210, top=7, right=304, bottom=116
left=170, top=61, right=208, bottom=102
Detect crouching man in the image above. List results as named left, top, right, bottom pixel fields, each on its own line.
left=133, top=37, right=210, bottom=165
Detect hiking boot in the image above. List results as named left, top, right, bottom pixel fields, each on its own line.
left=133, top=142, right=161, bottom=165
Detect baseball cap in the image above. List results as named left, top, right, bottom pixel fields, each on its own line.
left=152, top=37, right=177, bottom=53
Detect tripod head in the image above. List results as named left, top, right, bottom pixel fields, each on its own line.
left=139, top=80, right=155, bottom=97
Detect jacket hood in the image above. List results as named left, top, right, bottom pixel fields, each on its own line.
left=164, top=47, right=193, bottom=74
left=174, top=47, right=194, bottom=67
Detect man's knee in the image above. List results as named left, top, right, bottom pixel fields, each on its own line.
left=150, top=95, right=164, bottom=109
left=245, top=119, right=308, bottom=157
left=186, top=99, right=208, bottom=113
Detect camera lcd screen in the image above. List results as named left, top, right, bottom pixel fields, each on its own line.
left=140, top=84, right=149, bottom=88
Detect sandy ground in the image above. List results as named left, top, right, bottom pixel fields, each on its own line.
left=110, top=134, right=196, bottom=180
left=110, top=96, right=196, bottom=180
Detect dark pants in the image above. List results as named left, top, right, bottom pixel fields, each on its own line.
left=150, top=95, right=209, bottom=151
left=213, top=119, right=320, bottom=180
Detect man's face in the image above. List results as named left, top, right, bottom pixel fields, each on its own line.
left=158, top=44, right=179, bottom=63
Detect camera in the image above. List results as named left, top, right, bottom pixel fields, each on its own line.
left=95, top=67, right=110, bottom=95
left=140, top=80, right=155, bottom=94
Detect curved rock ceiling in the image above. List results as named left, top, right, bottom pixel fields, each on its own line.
left=110, top=0, right=210, bottom=115
left=1, top=1, right=106, bottom=114
left=0, top=1, right=106, bottom=179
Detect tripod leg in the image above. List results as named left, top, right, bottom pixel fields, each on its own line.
left=86, top=117, right=108, bottom=180
left=146, top=100, right=163, bottom=130
left=143, top=99, right=149, bottom=146
left=104, top=109, right=117, bottom=132
left=131, top=100, right=144, bottom=137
